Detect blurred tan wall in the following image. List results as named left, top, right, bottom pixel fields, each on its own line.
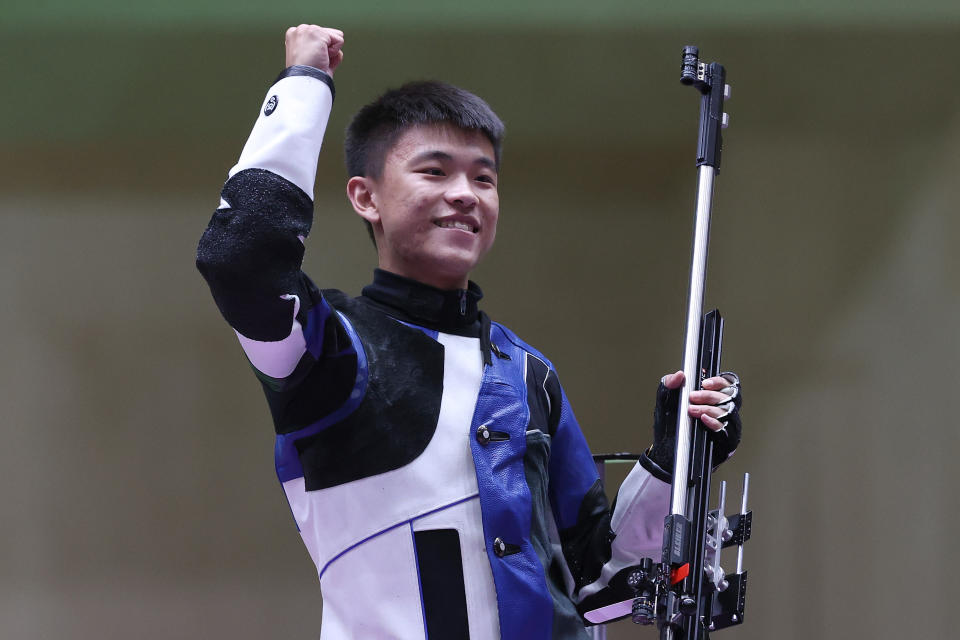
left=2, top=7, right=959, bottom=640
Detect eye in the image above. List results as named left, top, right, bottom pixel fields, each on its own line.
left=419, top=167, right=445, bottom=176
left=475, top=174, right=496, bottom=185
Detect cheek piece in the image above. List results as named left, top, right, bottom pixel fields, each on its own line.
left=646, top=371, right=743, bottom=474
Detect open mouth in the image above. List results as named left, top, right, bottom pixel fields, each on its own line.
left=434, top=220, right=479, bottom=234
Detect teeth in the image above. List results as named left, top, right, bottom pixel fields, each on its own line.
left=436, top=220, right=476, bottom=232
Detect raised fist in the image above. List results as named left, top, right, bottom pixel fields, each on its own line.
left=285, top=25, right=344, bottom=76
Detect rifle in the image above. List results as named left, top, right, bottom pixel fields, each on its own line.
left=629, top=45, right=752, bottom=640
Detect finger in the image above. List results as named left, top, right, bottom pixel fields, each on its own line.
left=698, top=413, right=725, bottom=432
left=662, top=370, right=684, bottom=390
left=326, top=31, right=345, bottom=46
left=701, top=378, right=738, bottom=401
left=329, top=49, right=344, bottom=72
left=688, top=389, right=733, bottom=406
left=703, top=372, right=740, bottom=390
left=688, top=404, right=731, bottom=422
left=699, top=376, right=731, bottom=391
left=718, top=371, right=740, bottom=397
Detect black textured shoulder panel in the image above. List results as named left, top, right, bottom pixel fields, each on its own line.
left=293, top=290, right=445, bottom=491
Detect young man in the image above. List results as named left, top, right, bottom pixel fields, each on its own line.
left=197, top=25, right=742, bottom=640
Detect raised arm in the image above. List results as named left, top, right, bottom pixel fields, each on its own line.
left=196, top=26, right=356, bottom=404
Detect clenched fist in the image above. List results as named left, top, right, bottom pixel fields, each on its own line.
left=285, top=25, right=344, bottom=76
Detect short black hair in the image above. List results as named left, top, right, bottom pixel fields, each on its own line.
left=344, top=81, right=505, bottom=244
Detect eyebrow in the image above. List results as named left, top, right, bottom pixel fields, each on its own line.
left=410, top=150, right=497, bottom=172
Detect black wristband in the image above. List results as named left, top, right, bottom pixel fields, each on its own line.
left=274, top=65, right=336, bottom=101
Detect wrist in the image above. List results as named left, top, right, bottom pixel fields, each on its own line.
left=639, top=447, right=673, bottom=483
left=275, top=65, right=336, bottom=101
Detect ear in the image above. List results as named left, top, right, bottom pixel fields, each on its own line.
left=346, top=176, right=381, bottom=227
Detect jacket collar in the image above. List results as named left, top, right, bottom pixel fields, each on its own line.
left=361, top=269, right=483, bottom=332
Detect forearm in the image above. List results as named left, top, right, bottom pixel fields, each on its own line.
left=544, top=380, right=671, bottom=623
left=571, top=463, right=670, bottom=624
left=228, top=65, right=334, bottom=197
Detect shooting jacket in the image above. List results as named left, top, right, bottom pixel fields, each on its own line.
left=196, top=65, right=672, bottom=639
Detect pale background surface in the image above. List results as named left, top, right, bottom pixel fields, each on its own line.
left=2, top=2, right=959, bottom=638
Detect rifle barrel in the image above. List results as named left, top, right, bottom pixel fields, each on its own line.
left=670, top=164, right=717, bottom=516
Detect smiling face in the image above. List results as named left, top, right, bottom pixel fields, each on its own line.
left=347, top=123, right=499, bottom=290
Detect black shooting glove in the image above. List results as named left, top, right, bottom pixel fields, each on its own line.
left=645, top=381, right=681, bottom=477
left=711, top=372, right=743, bottom=463
left=643, top=372, right=743, bottom=480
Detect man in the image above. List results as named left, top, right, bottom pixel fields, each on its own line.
left=197, top=24, right=742, bottom=640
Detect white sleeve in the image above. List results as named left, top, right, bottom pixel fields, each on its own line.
left=227, top=66, right=335, bottom=199
left=580, top=463, right=671, bottom=624
left=609, top=463, right=672, bottom=562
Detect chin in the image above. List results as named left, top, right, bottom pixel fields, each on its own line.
left=424, top=253, right=482, bottom=288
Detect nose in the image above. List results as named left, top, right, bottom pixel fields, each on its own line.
left=444, top=173, right=479, bottom=209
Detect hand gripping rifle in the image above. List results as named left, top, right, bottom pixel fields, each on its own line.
left=628, top=46, right=752, bottom=640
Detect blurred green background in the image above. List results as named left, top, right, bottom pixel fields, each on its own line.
left=3, top=1, right=959, bottom=638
